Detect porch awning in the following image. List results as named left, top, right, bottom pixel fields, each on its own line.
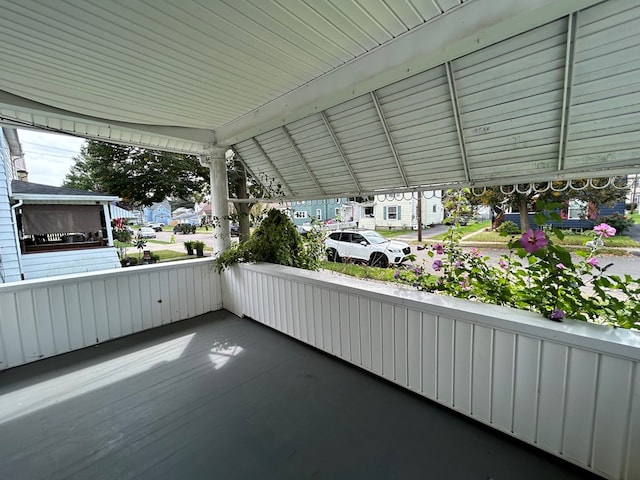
left=0, top=0, right=638, bottom=200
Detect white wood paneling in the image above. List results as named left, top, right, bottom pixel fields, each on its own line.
left=0, top=259, right=222, bottom=371
left=21, top=248, right=121, bottom=280
left=222, top=263, right=640, bottom=479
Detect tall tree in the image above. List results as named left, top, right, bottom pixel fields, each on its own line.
left=63, top=141, right=282, bottom=243
left=63, top=141, right=210, bottom=205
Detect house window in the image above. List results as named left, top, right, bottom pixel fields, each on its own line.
left=364, top=206, right=374, bottom=217
left=384, top=205, right=400, bottom=220
left=432, top=205, right=437, bottom=213
left=316, top=208, right=322, bottom=220
left=18, top=204, right=108, bottom=253
left=294, top=211, right=308, bottom=219
left=335, top=208, right=341, bottom=216
left=568, top=200, right=587, bottom=219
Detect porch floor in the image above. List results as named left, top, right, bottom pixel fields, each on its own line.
left=0, top=311, right=600, bottom=480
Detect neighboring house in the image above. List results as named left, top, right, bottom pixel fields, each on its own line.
left=143, top=200, right=171, bottom=225
left=359, top=192, right=445, bottom=230
left=504, top=200, right=627, bottom=232
left=172, top=207, right=200, bottom=226
left=290, top=198, right=346, bottom=226
left=0, top=127, right=121, bottom=282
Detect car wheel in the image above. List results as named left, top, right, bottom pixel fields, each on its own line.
left=369, top=252, right=388, bottom=268
left=326, top=248, right=340, bottom=263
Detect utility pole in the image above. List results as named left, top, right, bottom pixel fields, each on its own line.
left=417, top=192, right=422, bottom=242
left=632, top=174, right=639, bottom=213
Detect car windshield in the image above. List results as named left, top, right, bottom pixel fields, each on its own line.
left=361, top=231, right=389, bottom=244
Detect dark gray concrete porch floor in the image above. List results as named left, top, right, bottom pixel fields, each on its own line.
left=0, top=311, right=601, bottom=480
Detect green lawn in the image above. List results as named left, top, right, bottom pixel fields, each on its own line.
left=426, top=221, right=491, bottom=240
left=376, top=228, right=414, bottom=238
left=467, top=230, right=640, bottom=248
left=152, top=249, right=192, bottom=261
left=321, top=261, right=402, bottom=282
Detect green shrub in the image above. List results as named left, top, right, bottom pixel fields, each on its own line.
left=596, top=213, right=634, bottom=235
left=497, top=220, right=520, bottom=235
left=215, top=209, right=323, bottom=272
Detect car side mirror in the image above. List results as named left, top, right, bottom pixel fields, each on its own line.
left=360, top=241, right=367, bottom=246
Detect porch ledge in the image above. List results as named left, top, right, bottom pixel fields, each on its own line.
left=229, top=262, right=640, bottom=361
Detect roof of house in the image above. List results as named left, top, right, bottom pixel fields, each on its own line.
left=11, top=180, right=120, bottom=202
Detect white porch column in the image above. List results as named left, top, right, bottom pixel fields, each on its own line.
left=200, top=147, right=230, bottom=255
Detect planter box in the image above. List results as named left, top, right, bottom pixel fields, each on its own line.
left=222, top=263, right=640, bottom=480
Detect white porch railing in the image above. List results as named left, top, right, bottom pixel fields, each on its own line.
left=222, top=263, right=640, bottom=480
left=0, top=258, right=222, bottom=370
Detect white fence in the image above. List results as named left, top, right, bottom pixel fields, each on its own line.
left=0, top=258, right=222, bottom=370
left=222, top=263, right=640, bottom=480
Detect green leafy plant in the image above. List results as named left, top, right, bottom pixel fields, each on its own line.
left=215, top=209, right=323, bottom=272
left=497, top=220, right=520, bottom=235
left=596, top=213, right=634, bottom=235
left=192, top=240, right=205, bottom=257
left=184, top=241, right=194, bottom=255
left=396, top=199, right=640, bottom=329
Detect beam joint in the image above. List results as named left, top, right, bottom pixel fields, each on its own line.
left=280, top=126, right=325, bottom=196
left=251, top=137, right=294, bottom=197
left=558, top=12, right=578, bottom=171
left=319, top=111, right=362, bottom=195
left=445, top=62, right=471, bottom=183
left=370, top=91, right=409, bottom=188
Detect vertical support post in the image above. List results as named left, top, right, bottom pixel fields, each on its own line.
left=200, top=147, right=230, bottom=255
left=103, top=203, right=115, bottom=246
left=417, top=192, right=422, bottom=242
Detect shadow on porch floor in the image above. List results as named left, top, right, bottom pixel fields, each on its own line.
left=0, top=310, right=601, bottom=480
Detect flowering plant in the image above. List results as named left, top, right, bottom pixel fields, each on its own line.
left=396, top=196, right=640, bottom=329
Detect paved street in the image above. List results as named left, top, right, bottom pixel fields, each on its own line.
left=126, top=225, right=640, bottom=277
left=396, top=228, right=640, bottom=278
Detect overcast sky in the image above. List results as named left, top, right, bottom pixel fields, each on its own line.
left=17, top=128, right=86, bottom=186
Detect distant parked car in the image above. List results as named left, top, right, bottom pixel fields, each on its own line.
left=324, top=229, right=411, bottom=268
left=230, top=222, right=239, bottom=236
left=146, top=222, right=164, bottom=232
left=137, top=227, right=157, bottom=239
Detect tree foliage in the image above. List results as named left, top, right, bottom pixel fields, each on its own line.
left=465, top=178, right=629, bottom=231
left=63, top=141, right=210, bottom=206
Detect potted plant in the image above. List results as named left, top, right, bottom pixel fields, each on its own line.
left=184, top=240, right=194, bottom=255
left=192, top=240, right=205, bottom=257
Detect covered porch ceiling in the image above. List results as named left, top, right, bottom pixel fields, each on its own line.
left=0, top=0, right=638, bottom=200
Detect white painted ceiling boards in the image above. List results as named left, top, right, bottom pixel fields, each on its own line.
left=0, top=0, right=638, bottom=199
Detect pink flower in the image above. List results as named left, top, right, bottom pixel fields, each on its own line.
left=498, top=259, right=509, bottom=269
left=432, top=260, right=443, bottom=271
left=394, top=270, right=401, bottom=279
left=587, top=257, right=599, bottom=267
left=556, top=263, right=566, bottom=270
left=470, top=247, right=480, bottom=257
left=593, top=223, right=616, bottom=238
left=433, top=243, right=444, bottom=254
left=454, top=260, right=462, bottom=269
left=550, top=309, right=565, bottom=321
left=519, top=229, right=548, bottom=253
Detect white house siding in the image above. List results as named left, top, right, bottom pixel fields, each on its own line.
left=360, top=192, right=444, bottom=230
left=0, top=135, right=21, bottom=283
left=21, top=248, right=121, bottom=280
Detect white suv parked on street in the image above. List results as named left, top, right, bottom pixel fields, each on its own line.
left=324, top=230, right=411, bottom=268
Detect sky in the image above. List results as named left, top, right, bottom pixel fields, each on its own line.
left=17, top=128, right=86, bottom=186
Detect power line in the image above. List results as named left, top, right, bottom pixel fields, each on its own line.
left=22, top=150, right=78, bottom=160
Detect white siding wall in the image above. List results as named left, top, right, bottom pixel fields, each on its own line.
left=360, top=193, right=444, bottom=230
left=0, top=258, right=222, bottom=370
left=0, top=135, right=21, bottom=283
left=21, top=248, right=121, bottom=280
left=222, top=263, right=640, bottom=480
